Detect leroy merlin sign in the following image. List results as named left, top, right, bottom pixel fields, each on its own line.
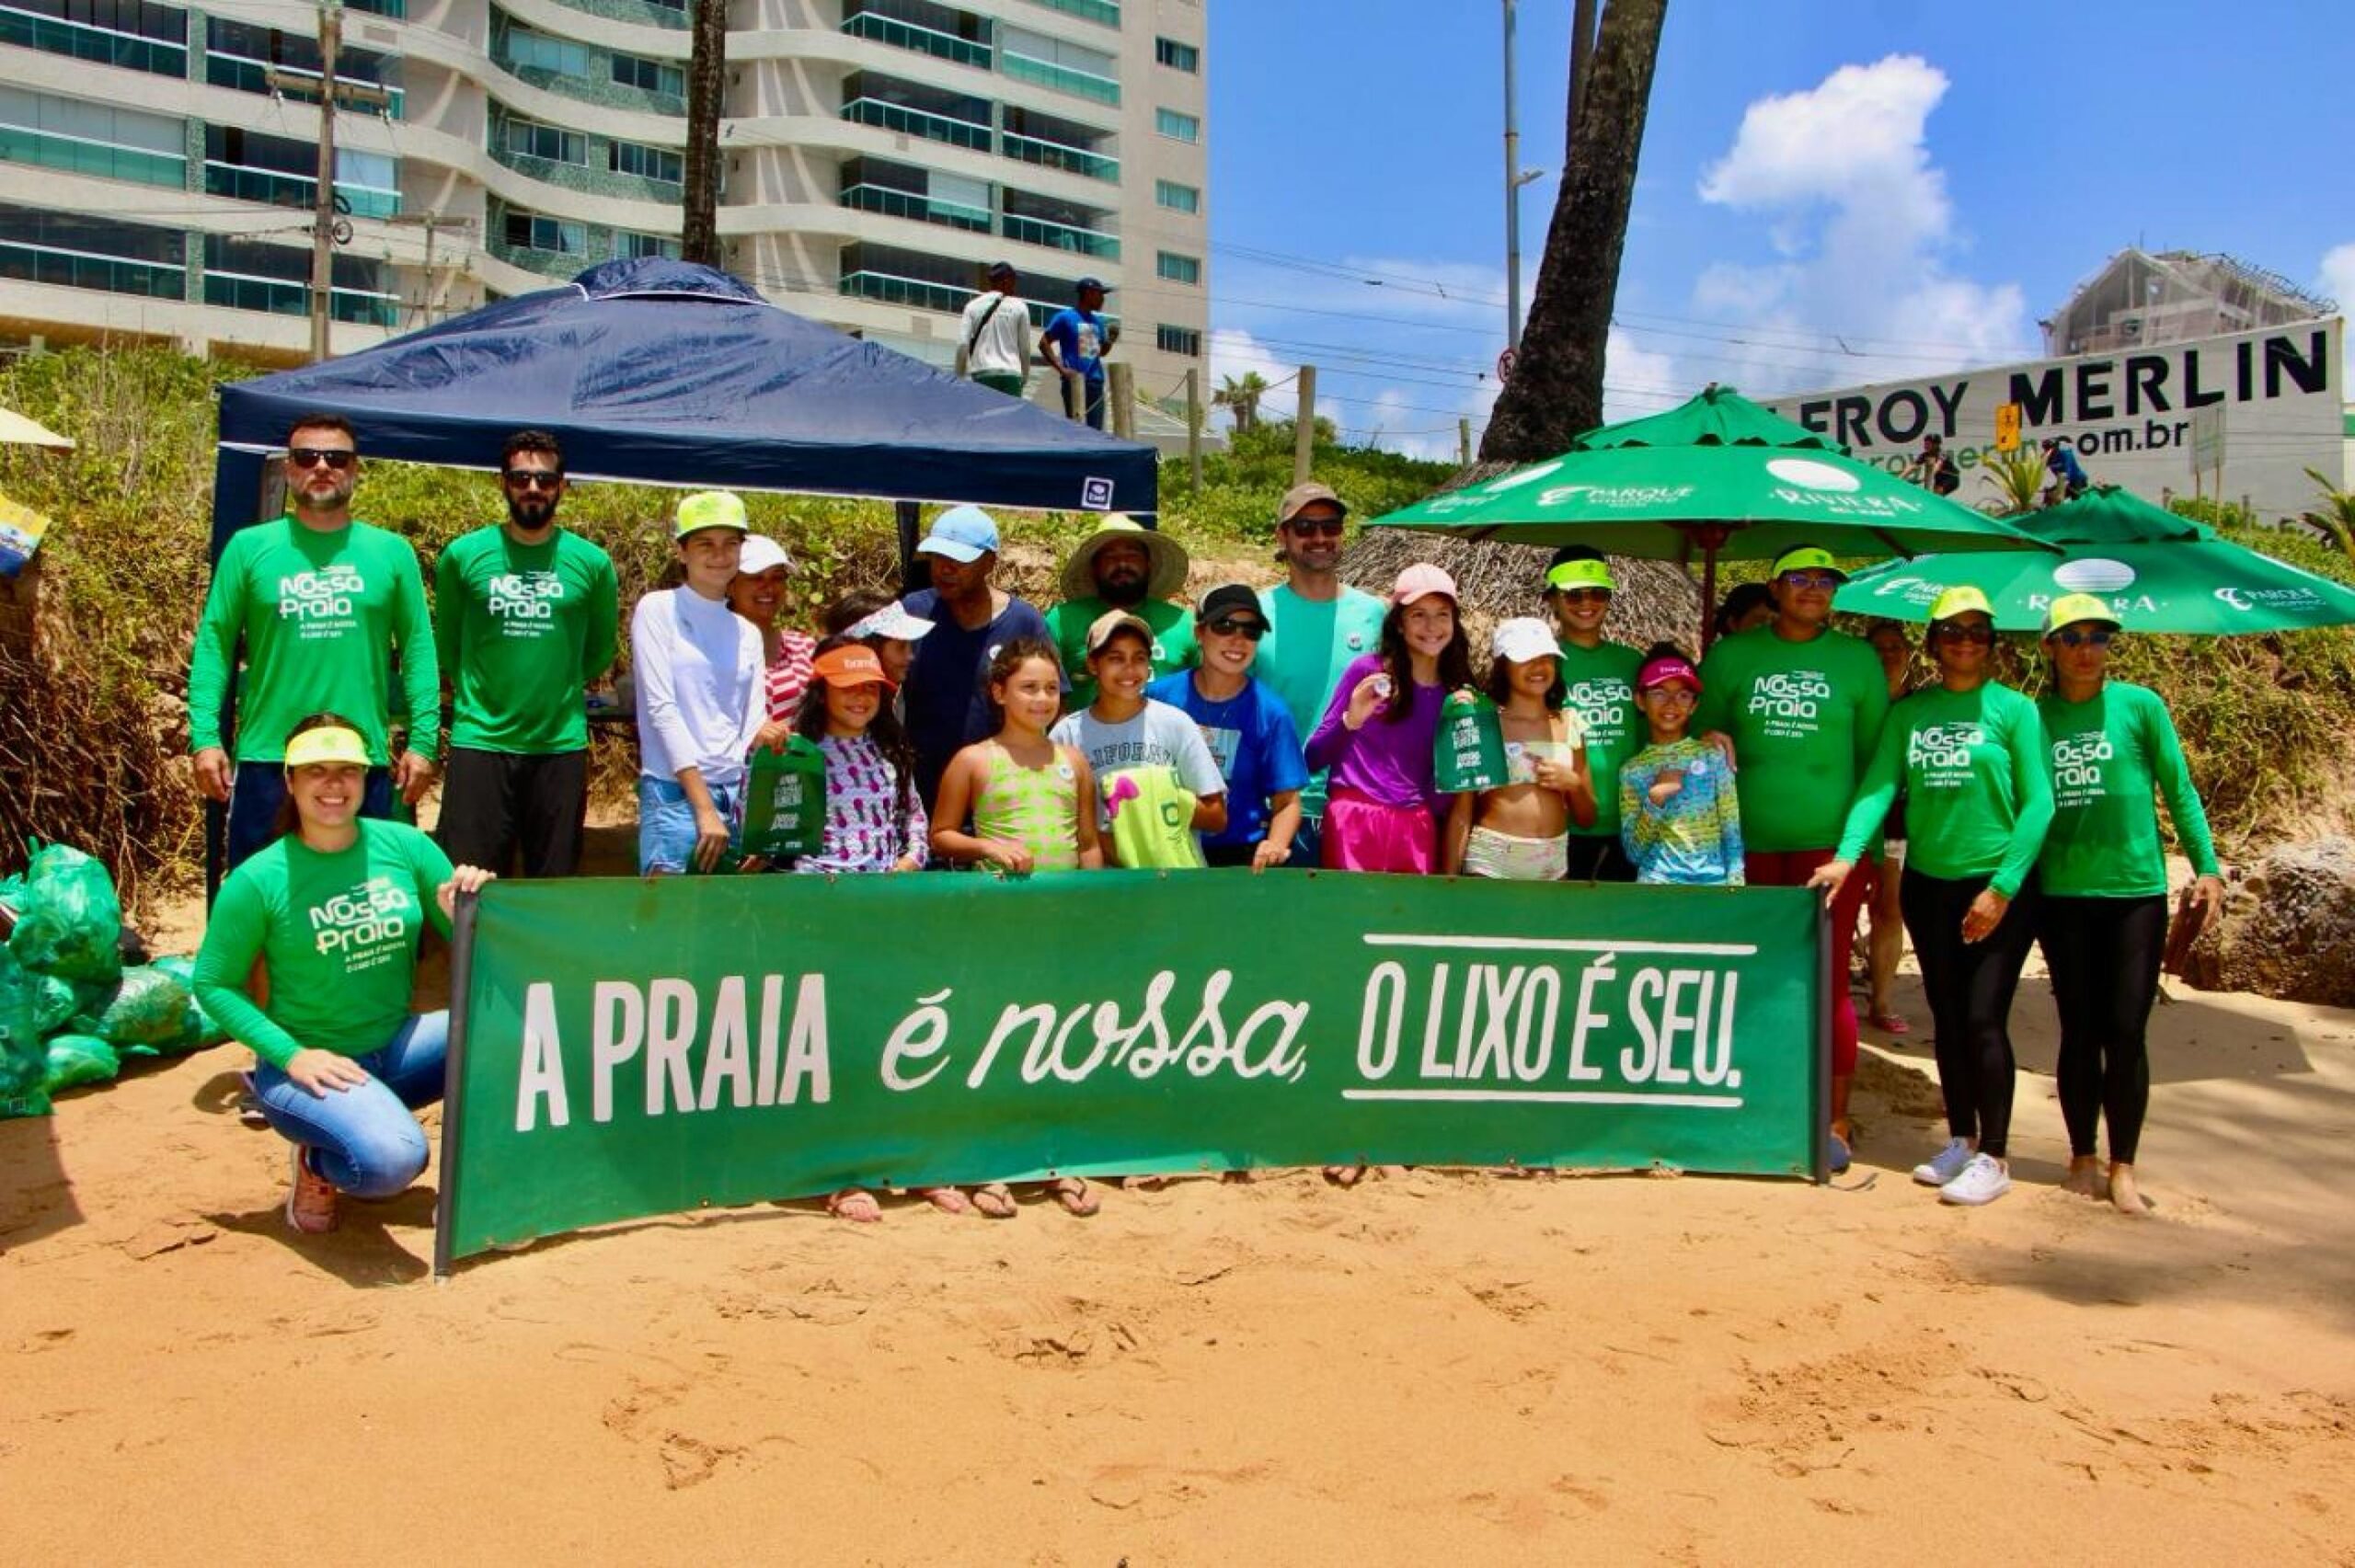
left=436, top=873, right=1826, bottom=1270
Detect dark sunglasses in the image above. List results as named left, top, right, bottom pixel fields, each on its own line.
left=2052, top=628, right=2114, bottom=648
left=1779, top=571, right=1844, bottom=591
left=1285, top=516, right=1347, bottom=538
left=1205, top=616, right=1267, bottom=640
left=1555, top=588, right=1612, bottom=605
left=503, top=469, right=563, bottom=490
left=286, top=447, right=355, bottom=470
left=1932, top=621, right=1997, bottom=645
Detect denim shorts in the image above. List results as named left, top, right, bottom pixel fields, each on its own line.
left=638, top=776, right=742, bottom=876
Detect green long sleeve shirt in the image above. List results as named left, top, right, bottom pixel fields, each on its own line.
left=191, top=820, right=454, bottom=1069
left=1557, top=639, right=1647, bottom=841
left=1694, top=624, right=1890, bottom=853
left=188, top=517, right=440, bottom=763
left=1836, top=681, right=2054, bottom=897
left=433, top=524, right=620, bottom=754
left=2037, top=680, right=2220, bottom=898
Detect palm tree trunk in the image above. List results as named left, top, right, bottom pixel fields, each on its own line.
left=680, top=0, right=727, bottom=267
left=1479, top=0, right=1668, bottom=463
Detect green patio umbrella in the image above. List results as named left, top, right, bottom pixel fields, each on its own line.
left=1834, top=485, right=2355, bottom=634
left=1367, top=384, right=2050, bottom=642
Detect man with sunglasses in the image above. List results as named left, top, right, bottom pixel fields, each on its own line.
left=1148, top=584, right=1308, bottom=869
left=1696, top=544, right=1890, bottom=1163
left=431, top=430, right=619, bottom=877
left=1255, top=482, right=1384, bottom=866
left=190, top=413, right=439, bottom=870
left=1545, top=547, right=1646, bottom=881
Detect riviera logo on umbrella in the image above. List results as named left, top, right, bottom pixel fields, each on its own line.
left=2052, top=557, right=2138, bottom=594
left=1763, top=457, right=1861, bottom=493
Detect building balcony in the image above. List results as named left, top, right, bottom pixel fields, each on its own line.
left=838, top=267, right=965, bottom=315
left=1000, top=130, right=1116, bottom=183
left=1023, top=0, right=1120, bottom=27
left=202, top=162, right=401, bottom=221
left=205, top=56, right=407, bottom=120
left=0, top=127, right=183, bottom=190
left=840, top=10, right=991, bottom=72
left=495, top=56, right=684, bottom=119
left=839, top=95, right=992, bottom=153
left=839, top=182, right=990, bottom=235
left=1001, top=211, right=1117, bottom=259
left=0, top=239, right=182, bottom=299
left=204, top=269, right=399, bottom=327
left=0, top=6, right=186, bottom=77
left=999, top=50, right=1119, bottom=107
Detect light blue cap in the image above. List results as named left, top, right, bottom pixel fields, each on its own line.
left=918, top=504, right=1000, bottom=564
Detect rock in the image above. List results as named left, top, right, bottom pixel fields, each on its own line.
left=2181, top=836, right=2355, bottom=1005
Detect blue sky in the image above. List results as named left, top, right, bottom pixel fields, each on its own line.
left=1184, top=0, right=2355, bottom=458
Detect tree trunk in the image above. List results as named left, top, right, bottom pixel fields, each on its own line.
left=1479, top=0, right=1667, bottom=463
left=680, top=0, right=727, bottom=268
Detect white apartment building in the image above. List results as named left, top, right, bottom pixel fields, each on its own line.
left=0, top=0, right=1209, bottom=414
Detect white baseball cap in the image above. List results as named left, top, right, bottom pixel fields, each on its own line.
left=1491, top=616, right=1563, bottom=664
left=737, top=534, right=792, bottom=576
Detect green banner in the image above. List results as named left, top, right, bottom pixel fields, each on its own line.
left=439, top=872, right=1825, bottom=1267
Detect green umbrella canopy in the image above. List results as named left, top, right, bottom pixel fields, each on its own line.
left=1369, top=385, right=2049, bottom=564
left=1834, top=486, right=2355, bottom=634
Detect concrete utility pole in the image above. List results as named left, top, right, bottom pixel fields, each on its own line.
left=1501, top=0, right=1548, bottom=351
left=1292, top=365, right=1317, bottom=485
left=1185, top=367, right=1202, bottom=492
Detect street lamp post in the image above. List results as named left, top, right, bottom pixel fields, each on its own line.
left=1501, top=0, right=1546, bottom=353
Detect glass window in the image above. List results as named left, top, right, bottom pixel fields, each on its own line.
left=610, top=140, right=683, bottom=185
left=611, top=53, right=684, bottom=97
left=616, top=230, right=679, bottom=260
left=504, top=210, right=586, bottom=254
left=505, top=116, right=586, bottom=166
left=1155, top=324, right=1201, bottom=357
left=1155, top=250, right=1200, bottom=285
left=1154, top=179, right=1198, bottom=214
left=1155, top=37, right=1198, bottom=73
left=1154, top=108, right=1198, bottom=143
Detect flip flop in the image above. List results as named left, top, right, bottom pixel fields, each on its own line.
left=825, top=1187, right=882, bottom=1223
left=971, top=1184, right=1017, bottom=1220
left=1867, top=1011, right=1911, bottom=1035
left=1048, top=1176, right=1099, bottom=1217
left=1322, top=1163, right=1367, bottom=1188
left=915, top=1185, right=971, bottom=1216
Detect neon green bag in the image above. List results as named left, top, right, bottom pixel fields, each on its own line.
left=7, top=842, right=124, bottom=983
left=0, top=947, right=47, bottom=1112
left=73, top=964, right=198, bottom=1051
left=41, top=1034, right=120, bottom=1093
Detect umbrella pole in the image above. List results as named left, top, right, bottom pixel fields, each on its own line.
left=1699, top=545, right=1718, bottom=653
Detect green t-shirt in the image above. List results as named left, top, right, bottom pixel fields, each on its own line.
left=1044, top=595, right=1197, bottom=711
left=1257, top=583, right=1387, bottom=821
left=188, top=517, right=440, bottom=763
left=2037, top=680, right=2219, bottom=898
left=190, top=819, right=454, bottom=1069
left=1695, top=624, right=1890, bottom=853
left=433, top=524, right=620, bottom=754
left=1837, top=681, right=2054, bottom=896
left=1557, top=640, right=1646, bottom=840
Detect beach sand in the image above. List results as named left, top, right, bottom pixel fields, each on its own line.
left=5, top=924, right=2352, bottom=1562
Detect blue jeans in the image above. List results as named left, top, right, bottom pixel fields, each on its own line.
left=637, top=776, right=741, bottom=876
left=253, top=1012, right=446, bottom=1200
left=227, top=761, right=394, bottom=871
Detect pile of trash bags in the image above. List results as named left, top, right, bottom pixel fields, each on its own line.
left=1, top=843, right=224, bottom=1117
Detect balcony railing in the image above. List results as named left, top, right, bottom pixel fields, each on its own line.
left=203, top=161, right=402, bottom=219
left=840, top=183, right=991, bottom=234
left=1001, top=212, right=1117, bottom=259
left=0, top=6, right=184, bottom=75
left=1000, top=51, right=1119, bottom=106
left=839, top=267, right=964, bottom=315
left=1001, top=130, right=1116, bottom=182
left=0, top=238, right=182, bottom=298
left=1024, top=0, right=1119, bottom=26
left=204, top=269, right=399, bottom=326
left=840, top=96, right=992, bottom=152
left=841, top=11, right=991, bottom=70
left=206, top=55, right=406, bottom=120
left=0, top=125, right=184, bottom=189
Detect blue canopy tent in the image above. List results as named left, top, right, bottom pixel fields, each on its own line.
left=209, top=258, right=1158, bottom=555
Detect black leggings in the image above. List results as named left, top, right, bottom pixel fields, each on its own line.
left=1900, top=868, right=2041, bottom=1159
left=2038, top=894, right=2166, bottom=1163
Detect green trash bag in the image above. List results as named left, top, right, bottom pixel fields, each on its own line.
left=32, top=973, right=82, bottom=1034
left=0, top=947, right=45, bottom=1104
left=41, top=1033, right=120, bottom=1093
left=7, top=842, right=125, bottom=984
left=149, top=955, right=226, bottom=1049
left=72, top=964, right=196, bottom=1050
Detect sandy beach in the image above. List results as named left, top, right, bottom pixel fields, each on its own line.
left=4, top=931, right=2352, bottom=1562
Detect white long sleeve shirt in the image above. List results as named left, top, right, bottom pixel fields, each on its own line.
left=631, top=587, right=765, bottom=789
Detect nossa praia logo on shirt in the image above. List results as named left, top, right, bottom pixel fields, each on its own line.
left=1908, top=722, right=1987, bottom=781
left=487, top=569, right=565, bottom=628
left=277, top=567, right=364, bottom=633
left=2051, top=729, right=2115, bottom=804
left=308, top=876, right=415, bottom=969
left=1566, top=677, right=1631, bottom=734
left=1745, top=670, right=1832, bottom=734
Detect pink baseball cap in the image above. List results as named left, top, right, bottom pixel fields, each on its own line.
left=1637, top=653, right=1702, bottom=692
left=1391, top=564, right=1459, bottom=607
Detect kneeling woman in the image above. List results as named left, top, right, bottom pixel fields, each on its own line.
left=194, top=715, right=493, bottom=1233
left=1812, top=588, right=2052, bottom=1207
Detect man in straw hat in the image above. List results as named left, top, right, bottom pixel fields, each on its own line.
left=1044, top=515, right=1195, bottom=711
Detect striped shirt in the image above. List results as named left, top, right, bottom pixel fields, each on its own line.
left=761, top=630, right=817, bottom=726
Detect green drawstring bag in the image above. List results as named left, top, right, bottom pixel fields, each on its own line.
left=736, top=737, right=828, bottom=864
left=41, top=1034, right=120, bottom=1093
left=1433, top=691, right=1510, bottom=795
left=7, top=842, right=124, bottom=984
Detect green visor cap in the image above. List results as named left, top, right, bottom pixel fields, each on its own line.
left=675, top=490, right=750, bottom=538
left=1928, top=584, right=1994, bottom=623
left=1769, top=545, right=1844, bottom=580
left=1545, top=558, right=1616, bottom=594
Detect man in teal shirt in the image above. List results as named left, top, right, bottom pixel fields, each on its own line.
left=432, top=429, right=620, bottom=877
left=189, top=413, right=439, bottom=870
left=1256, top=481, right=1385, bottom=867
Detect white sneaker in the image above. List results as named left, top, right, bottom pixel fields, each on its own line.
left=1912, top=1138, right=1973, bottom=1186
left=1938, top=1152, right=2011, bottom=1207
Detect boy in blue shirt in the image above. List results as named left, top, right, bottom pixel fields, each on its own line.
left=1147, top=584, right=1309, bottom=870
